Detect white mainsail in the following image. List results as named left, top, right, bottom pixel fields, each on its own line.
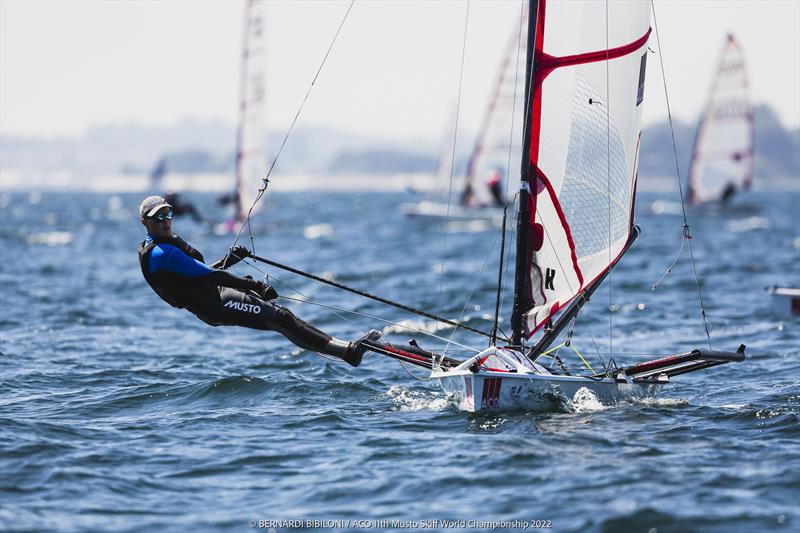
left=235, top=0, right=267, bottom=223
left=687, top=34, right=753, bottom=205
left=520, top=0, right=651, bottom=337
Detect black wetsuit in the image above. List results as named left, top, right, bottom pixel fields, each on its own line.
left=138, top=233, right=347, bottom=356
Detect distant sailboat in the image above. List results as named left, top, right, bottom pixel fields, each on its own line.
left=220, top=0, right=267, bottom=233
left=402, top=6, right=527, bottom=223
left=687, top=34, right=754, bottom=207
left=765, top=286, right=800, bottom=318
left=149, top=156, right=168, bottom=190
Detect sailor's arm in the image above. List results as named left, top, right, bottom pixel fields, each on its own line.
left=156, top=244, right=275, bottom=299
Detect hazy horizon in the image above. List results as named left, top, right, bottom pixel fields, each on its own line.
left=2, top=0, right=799, bottom=141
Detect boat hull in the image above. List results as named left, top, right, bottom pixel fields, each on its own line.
left=434, top=370, right=664, bottom=413
left=766, top=286, right=800, bottom=317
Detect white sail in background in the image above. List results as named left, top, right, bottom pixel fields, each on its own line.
left=687, top=34, right=753, bottom=205
left=235, top=0, right=267, bottom=222
left=522, top=0, right=651, bottom=336
left=462, top=7, right=528, bottom=208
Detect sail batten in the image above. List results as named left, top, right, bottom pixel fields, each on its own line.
left=513, top=0, right=651, bottom=340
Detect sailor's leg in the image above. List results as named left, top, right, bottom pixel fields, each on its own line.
left=212, top=288, right=379, bottom=366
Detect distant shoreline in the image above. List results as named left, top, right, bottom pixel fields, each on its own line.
left=1, top=171, right=797, bottom=194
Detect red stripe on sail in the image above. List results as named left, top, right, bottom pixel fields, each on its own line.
left=537, top=28, right=652, bottom=82
left=528, top=0, right=548, bottom=165
left=535, top=166, right=584, bottom=287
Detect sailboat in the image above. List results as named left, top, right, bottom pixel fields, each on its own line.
left=765, top=286, right=800, bottom=318
left=401, top=6, right=527, bottom=223
left=686, top=34, right=754, bottom=207
left=219, top=0, right=267, bottom=234
left=239, top=0, right=746, bottom=412
left=362, top=0, right=746, bottom=411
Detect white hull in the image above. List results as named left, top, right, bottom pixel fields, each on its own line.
left=435, top=369, right=663, bottom=412
left=766, top=287, right=800, bottom=317
left=431, top=347, right=664, bottom=413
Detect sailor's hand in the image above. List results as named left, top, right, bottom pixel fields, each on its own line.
left=230, top=245, right=251, bottom=260
left=217, top=245, right=251, bottom=269
left=253, top=280, right=278, bottom=301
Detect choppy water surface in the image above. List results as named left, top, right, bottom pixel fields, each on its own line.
left=1, top=190, right=798, bottom=532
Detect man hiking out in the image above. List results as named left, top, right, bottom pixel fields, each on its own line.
left=137, top=195, right=379, bottom=366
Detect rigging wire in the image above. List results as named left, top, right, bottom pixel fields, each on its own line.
left=228, top=0, right=356, bottom=254
left=651, top=0, right=713, bottom=348
left=443, top=221, right=510, bottom=356
left=236, top=257, right=481, bottom=353
left=605, top=0, right=614, bottom=364
left=438, top=0, right=472, bottom=307
left=279, top=295, right=481, bottom=354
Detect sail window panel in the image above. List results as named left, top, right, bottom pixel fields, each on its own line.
left=536, top=70, right=574, bottom=193
left=571, top=50, right=649, bottom=163
left=542, top=0, right=651, bottom=58
left=537, top=61, right=642, bottom=264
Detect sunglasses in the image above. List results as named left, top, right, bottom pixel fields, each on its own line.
left=148, top=209, right=173, bottom=222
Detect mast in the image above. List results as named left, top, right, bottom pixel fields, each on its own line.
left=234, top=0, right=253, bottom=223
left=511, top=0, right=538, bottom=346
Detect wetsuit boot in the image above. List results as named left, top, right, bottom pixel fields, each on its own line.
left=331, top=330, right=382, bottom=368
left=271, top=306, right=380, bottom=367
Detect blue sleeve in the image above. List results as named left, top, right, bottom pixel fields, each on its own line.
left=149, top=244, right=214, bottom=277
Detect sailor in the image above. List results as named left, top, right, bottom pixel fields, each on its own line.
left=137, top=195, right=380, bottom=366
left=460, top=182, right=476, bottom=207
left=163, top=190, right=204, bottom=223
left=486, top=169, right=505, bottom=208
left=720, top=182, right=736, bottom=206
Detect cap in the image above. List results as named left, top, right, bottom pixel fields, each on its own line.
left=139, top=195, right=172, bottom=218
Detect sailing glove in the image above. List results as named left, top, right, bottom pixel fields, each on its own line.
left=213, top=245, right=251, bottom=270
left=252, top=280, right=278, bottom=301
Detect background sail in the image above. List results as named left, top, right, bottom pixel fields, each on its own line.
left=235, top=0, right=267, bottom=222
left=523, top=0, right=651, bottom=336
left=462, top=7, right=528, bottom=208
left=687, top=34, right=753, bottom=205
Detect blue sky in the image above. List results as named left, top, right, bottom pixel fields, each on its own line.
left=2, top=0, right=798, bottom=139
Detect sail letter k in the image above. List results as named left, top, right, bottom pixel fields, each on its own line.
left=545, top=268, right=556, bottom=291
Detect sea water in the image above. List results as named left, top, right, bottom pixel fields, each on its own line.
left=1, top=190, right=798, bottom=532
